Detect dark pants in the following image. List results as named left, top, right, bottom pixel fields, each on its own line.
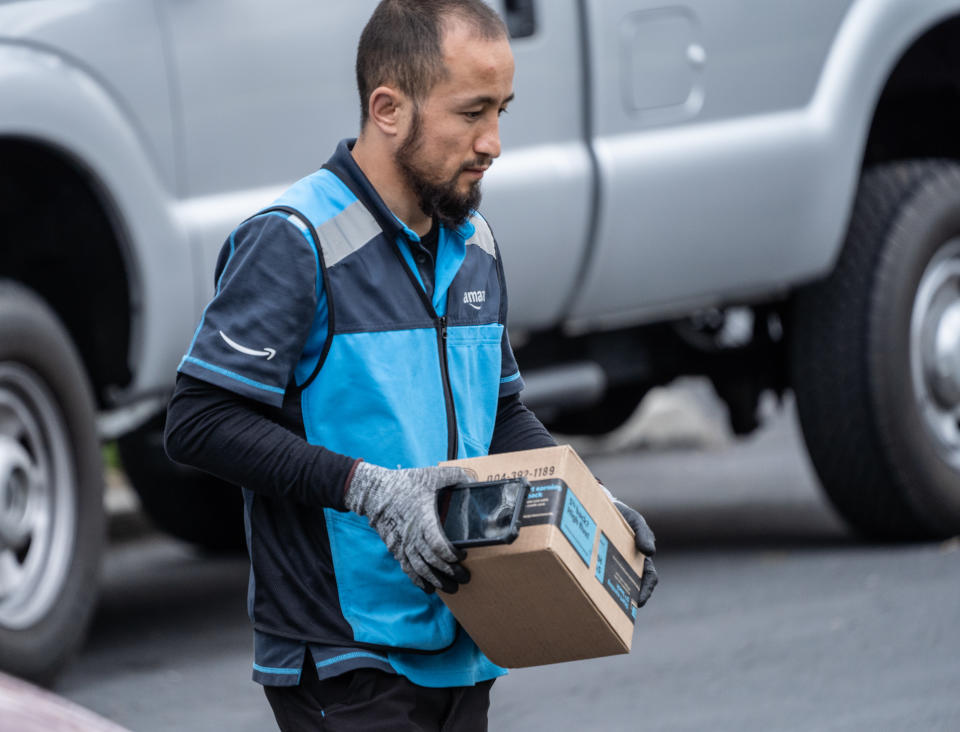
left=263, top=660, right=494, bottom=732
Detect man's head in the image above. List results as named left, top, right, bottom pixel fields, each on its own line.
left=355, top=0, right=514, bottom=228
left=356, top=0, right=508, bottom=128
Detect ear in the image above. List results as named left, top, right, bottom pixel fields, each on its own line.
left=367, top=86, right=408, bottom=138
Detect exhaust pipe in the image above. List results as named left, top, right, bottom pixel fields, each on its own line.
left=519, top=362, right=607, bottom=410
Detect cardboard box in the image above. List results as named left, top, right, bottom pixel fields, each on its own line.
left=439, top=445, right=646, bottom=668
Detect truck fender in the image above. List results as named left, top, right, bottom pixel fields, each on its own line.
left=807, top=0, right=960, bottom=275
left=0, top=42, right=195, bottom=400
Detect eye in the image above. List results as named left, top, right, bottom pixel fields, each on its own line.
left=464, top=110, right=483, bottom=121
left=498, top=107, right=509, bottom=117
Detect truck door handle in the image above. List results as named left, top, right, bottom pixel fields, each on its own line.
left=504, top=0, right=536, bottom=39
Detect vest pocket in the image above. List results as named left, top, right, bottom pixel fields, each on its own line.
left=324, top=509, right=458, bottom=651
left=445, top=324, right=504, bottom=458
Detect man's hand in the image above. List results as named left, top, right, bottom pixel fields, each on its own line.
left=345, top=463, right=471, bottom=594
left=613, top=500, right=658, bottom=608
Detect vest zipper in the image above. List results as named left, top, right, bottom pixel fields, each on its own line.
left=436, top=315, right=459, bottom=461
left=385, top=238, right=460, bottom=461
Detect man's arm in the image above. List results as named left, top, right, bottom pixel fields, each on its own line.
left=164, top=372, right=357, bottom=509
left=488, top=393, right=557, bottom=454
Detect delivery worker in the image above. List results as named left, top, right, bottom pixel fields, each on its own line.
left=164, top=1, right=657, bottom=729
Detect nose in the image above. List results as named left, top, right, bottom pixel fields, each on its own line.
left=475, top=118, right=501, bottom=159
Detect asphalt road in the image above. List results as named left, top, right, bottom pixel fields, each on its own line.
left=56, top=400, right=960, bottom=731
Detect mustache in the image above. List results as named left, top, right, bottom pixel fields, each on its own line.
left=461, top=157, right=492, bottom=172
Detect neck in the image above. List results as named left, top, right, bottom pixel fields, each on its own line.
left=352, top=132, right=432, bottom=236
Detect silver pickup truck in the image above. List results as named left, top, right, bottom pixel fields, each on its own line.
left=3, top=0, right=960, bottom=682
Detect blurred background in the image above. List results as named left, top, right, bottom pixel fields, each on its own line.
left=2, top=1, right=959, bottom=729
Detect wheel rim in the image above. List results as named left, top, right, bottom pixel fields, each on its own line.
left=910, top=238, right=960, bottom=470
left=0, top=363, right=76, bottom=630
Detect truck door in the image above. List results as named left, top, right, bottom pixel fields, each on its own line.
left=570, top=0, right=854, bottom=330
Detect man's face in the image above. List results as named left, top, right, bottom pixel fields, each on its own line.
left=395, top=21, right=515, bottom=228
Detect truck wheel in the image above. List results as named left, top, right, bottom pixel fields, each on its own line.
left=0, top=281, right=103, bottom=683
left=792, top=161, right=960, bottom=540
left=117, top=415, right=245, bottom=552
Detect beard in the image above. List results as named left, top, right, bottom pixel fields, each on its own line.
left=395, top=110, right=486, bottom=230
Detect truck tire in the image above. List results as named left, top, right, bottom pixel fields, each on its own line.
left=117, top=415, right=245, bottom=552
left=792, top=161, right=960, bottom=540
left=0, top=281, right=103, bottom=683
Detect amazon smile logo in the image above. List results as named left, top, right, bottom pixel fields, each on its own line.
left=463, top=290, right=486, bottom=311
left=219, top=331, right=277, bottom=360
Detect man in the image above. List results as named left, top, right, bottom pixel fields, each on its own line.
left=164, top=1, right=656, bottom=729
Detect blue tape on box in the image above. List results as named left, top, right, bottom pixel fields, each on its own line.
left=595, top=531, right=643, bottom=621
left=595, top=533, right=609, bottom=582
left=521, top=481, right=565, bottom=526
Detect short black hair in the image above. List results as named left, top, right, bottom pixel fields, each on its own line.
left=356, top=0, right=508, bottom=127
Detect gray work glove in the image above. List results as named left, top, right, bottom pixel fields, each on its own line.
left=345, top=462, right=471, bottom=595
left=602, top=485, right=658, bottom=608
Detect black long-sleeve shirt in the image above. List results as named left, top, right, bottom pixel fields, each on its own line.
left=164, top=373, right=556, bottom=511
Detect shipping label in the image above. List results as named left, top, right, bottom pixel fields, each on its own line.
left=519, top=480, right=598, bottom=567
left=559, top=488, right=597, bottom=566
